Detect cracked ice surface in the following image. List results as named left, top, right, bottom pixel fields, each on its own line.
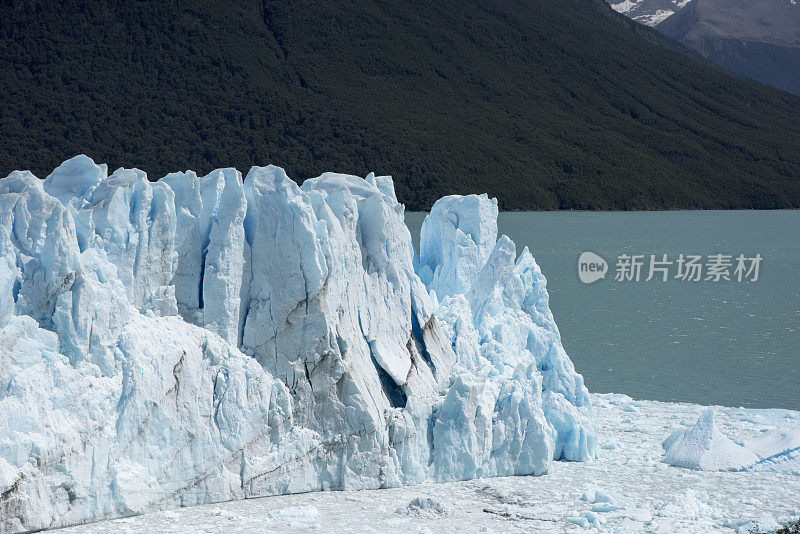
left=0, top=156, right=595, bottom=532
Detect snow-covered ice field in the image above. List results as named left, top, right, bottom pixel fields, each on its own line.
left=58, top=393, right=800, bottom=534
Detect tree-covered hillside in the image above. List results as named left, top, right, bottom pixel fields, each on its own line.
left=1, top=0, right=799, bottom=209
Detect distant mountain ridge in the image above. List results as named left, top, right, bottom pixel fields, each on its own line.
left=608, top=0, right=800, bottom=95
left=607, top=0, right=690, bottom=26
left=656, top=0, right=800, bottom=95
left=2, top=0, right=800, bottom=210
left=657, top=0, right=800, bottom=47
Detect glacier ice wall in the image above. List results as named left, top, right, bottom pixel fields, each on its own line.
left=0, top=156, right=595, bottom=532
left=419, top=195, right=596, bottom=462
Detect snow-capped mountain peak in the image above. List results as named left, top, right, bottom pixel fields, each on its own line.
left=607, top=0, right=690, bottom=26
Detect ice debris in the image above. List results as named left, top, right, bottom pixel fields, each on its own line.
left=399, top=496, right=447, bottom=516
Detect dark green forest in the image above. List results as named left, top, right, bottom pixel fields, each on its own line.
left=1, top=0, right=799, bottom=210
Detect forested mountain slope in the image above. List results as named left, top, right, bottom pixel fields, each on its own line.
left=2, top=0, right=799, bottom=209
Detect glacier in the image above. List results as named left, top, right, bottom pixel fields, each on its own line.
left=0, top=156, right=596, bottom=532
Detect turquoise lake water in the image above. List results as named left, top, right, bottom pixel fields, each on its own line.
left=405, top=210, right=800, bottom=410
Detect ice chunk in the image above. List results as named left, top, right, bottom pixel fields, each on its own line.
left=582, top=485, right=625, bottom=511
left=162, top=168, right=250, bottom=343
left=418, top=194, right=497, bottom=297
left=581, top=510, right=604, bottom=524
left=663, top=410, right=759, bottom=470
left=399, top=496, right=447, bottom=516
left=302, top=171, right=387, bottom=202
left=239, top=165, right=458, bottom=491
left=43, top=155, right=106, bottom=207
left=161, top=170, right=203, bottom=316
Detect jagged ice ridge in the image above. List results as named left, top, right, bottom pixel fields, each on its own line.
left=0, top=156, right=596, bottom=532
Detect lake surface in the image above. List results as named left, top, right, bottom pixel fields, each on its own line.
left=405, top=210, right=800, bottom=410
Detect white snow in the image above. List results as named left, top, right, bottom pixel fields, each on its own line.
left=52, top=394, right=800, bottom=534
left=606, top=0, right=688, bottom=26
left=744, top=428, right=800, bottom=460
left=639, top=9, right=676, bottom=26
left=610, top=0, right=640, bottom=14
left=0, top=156, right=595, bottom=532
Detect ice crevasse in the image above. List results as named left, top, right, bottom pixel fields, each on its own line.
left=0, top=155, right=596, bottom=532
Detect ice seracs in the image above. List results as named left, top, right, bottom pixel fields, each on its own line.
left=421, top=194, right=596, bottom=462
left=0, top=155, right=596, bottom=532
left=0, top=170, right=295, bottom=531
left=417, top=193, right=498, bottom=300
left=161, top=167, right=248, bottom=343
